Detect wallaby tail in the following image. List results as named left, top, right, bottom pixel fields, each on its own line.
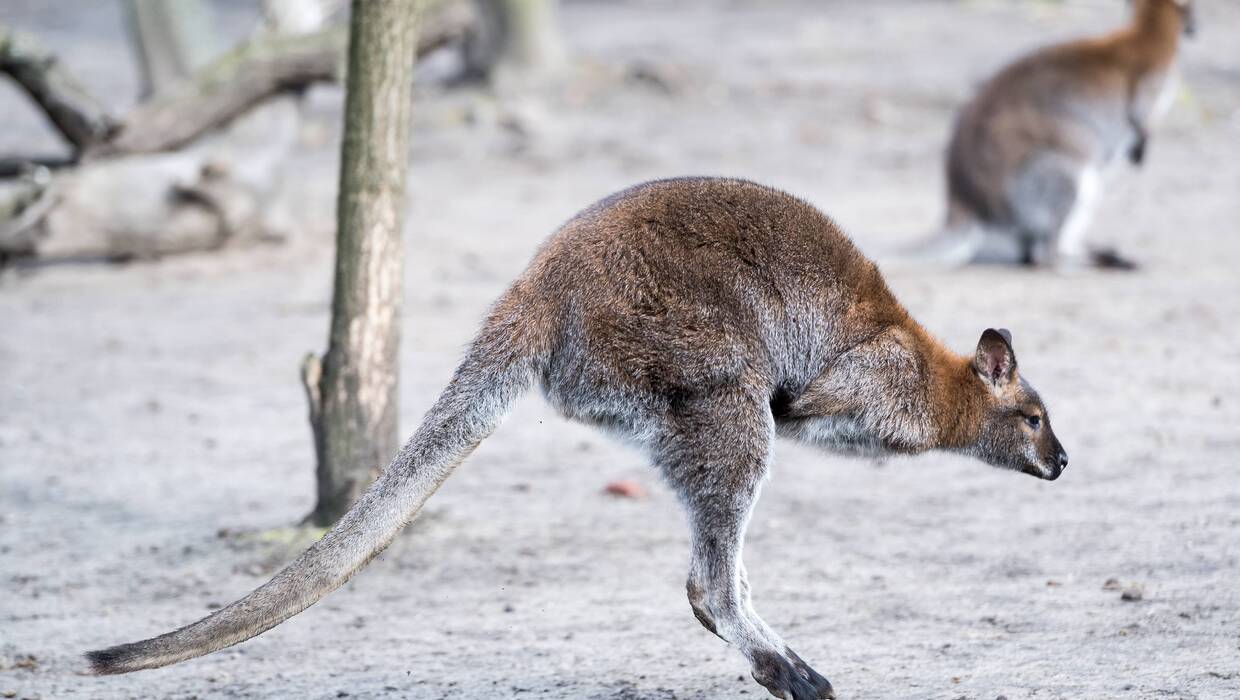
left=85, top=316, right=538, bottom=675
left=878, top=223, right=986, bottom=271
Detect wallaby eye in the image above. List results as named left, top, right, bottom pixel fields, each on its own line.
left=1025, top=414, right=1041, bottom=430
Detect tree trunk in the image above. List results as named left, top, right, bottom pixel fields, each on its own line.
left=304, top=0, right=419, bottom=526
left=493, top=0, right=564, bottom=71
left=466, top=0, right=564, bottom=81
left=123, top=0, right=222, bottom=98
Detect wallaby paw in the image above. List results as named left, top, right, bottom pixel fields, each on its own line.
left=1088, top=247, right=1139, bottom=271
left=786, top=647, right=834, bottom=698
left=751, top=648, right=835, bottom=700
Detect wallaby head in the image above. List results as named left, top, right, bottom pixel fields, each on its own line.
left=966, top=328, right=1067, bottom=481
left=1132, top=0, right=1197, bottom=37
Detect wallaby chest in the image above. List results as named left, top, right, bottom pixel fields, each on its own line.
left=777, top=413, right=885, bottom=456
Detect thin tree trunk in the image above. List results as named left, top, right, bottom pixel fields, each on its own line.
left=493, top=0, right=564, bottom=71
left=123, top=0, right=222, bottom=98
left=466, top=0, right=564, bottom=81
left=304, top=0, right=419, bottom=526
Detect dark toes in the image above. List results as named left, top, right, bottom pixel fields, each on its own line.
left=786, top=648, right=835, bottom=699
left=751, top=649, right=834, bottom=700
left=1089, top=247, right=1139, bottom=271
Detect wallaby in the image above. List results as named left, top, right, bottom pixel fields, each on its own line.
left=908, top=0, right=1194, bottom=269
left=87, top=178, right=1068, bottom=700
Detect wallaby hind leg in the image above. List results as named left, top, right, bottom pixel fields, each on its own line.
left=1053, top=166, right=1137, bottom=269
left=656, top=387, right=834, bottom=700
left=1061, top=196, right=1140, bottom=270
left=1007, top=153, right=1080, bottom=266
left=1009, top=154, right=1133, bottom=269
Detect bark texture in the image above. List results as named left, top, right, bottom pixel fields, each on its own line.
left=305, top=0, right=419, bottom=526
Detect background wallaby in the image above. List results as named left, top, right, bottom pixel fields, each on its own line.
left=87, top=178, right=1068, bottom=700
left=909, top=0, right=1194, bottom=269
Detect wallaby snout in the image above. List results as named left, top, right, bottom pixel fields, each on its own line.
left=1029, top=451, right=1068, bottom=481
left=1023, top=440, right=1068, bottom=481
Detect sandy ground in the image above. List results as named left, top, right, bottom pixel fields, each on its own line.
left=3, top=1, right=1240, bottom=698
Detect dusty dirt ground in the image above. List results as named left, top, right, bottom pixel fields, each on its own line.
left=3, top=1, right=1240, bottom=698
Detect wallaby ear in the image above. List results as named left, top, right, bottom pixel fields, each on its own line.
left=974, top=328, right=1017, bottom=387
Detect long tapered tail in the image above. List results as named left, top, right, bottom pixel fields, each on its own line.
left=85, top=322, right=537, bottom=675
left=878, top=223, right=987, bottom=271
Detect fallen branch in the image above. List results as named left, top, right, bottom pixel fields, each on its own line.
left=0, top=0, right=478, bottom=265
left=101, top=27, right=348, bottom=155
left=0, top=172, right=56, bottom=255
left=0, top=27, right=118, bottom=150
left=0, top=155, right=76, bottom=179
left=99, top=0, right=476, bottom=156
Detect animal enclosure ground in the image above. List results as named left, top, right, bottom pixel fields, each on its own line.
left=2, top=1, right=1239, bottom=698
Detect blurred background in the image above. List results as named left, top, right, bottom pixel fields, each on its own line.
left=1, top=1, right=1238, bottom=698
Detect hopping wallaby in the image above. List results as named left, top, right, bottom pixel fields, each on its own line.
left=909, top=0, right=1194, bottom=269
left=87, top=178, right=1069, bottom=700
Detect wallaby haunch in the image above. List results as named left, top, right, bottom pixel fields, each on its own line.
left=913, top=0, right=1194, bottom=269
left=87, top=178, right=1069, bottom=700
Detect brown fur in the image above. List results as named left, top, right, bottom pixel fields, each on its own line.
left=87, top=178, right=1067, bottom=700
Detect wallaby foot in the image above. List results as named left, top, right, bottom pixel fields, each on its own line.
left=785, top=647, right=836, bottom=698
left=1089, top=246, right=1139, bottom=270
left=1019, top=236, right=1038, bottom=267
left=663, top=387, right=834, bottom=700
left=752, top=648, right=836, bottom=700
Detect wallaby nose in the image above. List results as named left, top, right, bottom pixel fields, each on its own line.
left=1058, top=451, right=1069, bottom=470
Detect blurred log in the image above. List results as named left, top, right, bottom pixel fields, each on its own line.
left=8, top=101, right=301, bottom=263
left=101, top=27, right=348, bottom=156
left=0, top=172, right=55, bottom=257
left=104, top=1, right=473, bottom=155
left=4, top=1, right=474, bottom=161
left=0, top=155, right=75, bottom=178
left=0, top=0, right=475, bottom=265
left=0, top=27, right=118, bottom=151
